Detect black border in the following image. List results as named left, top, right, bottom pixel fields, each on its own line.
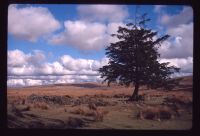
left=1, top=0, right=200, bottom=136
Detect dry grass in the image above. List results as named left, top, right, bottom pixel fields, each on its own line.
left=70, top=107, right=86, bottom=115
left=88, top=102, right=97, bottom=110
left=8, top=95, right=27, bottom=105
left=168, top=95, right=192, bottom=105
left=10, top=105, right=24, bottom=117
left=7, top=76, right=192, bottom=129
left=67, top=117, right=84, bottom=128
left=102, top=110, right=109, bottom=115
left=9, top=104, right=31, bottom=119
left=7, top=83, right=133, bottom=98
left=84, top=110, right=96, bottom=117
left=137, top=105, right=177, bottom=121
left=20, top=105, right=31, bottom=112
left=70, top=105, right=109, bottom=122
left=32, top=102, right=49, bottom=110
left=93, top=110, right=103, bottom=121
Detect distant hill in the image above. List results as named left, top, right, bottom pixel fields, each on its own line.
left=7, top=75, right=192, bottom=89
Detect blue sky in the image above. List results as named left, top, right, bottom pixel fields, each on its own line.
left=7, top=4, right=193, bottom=87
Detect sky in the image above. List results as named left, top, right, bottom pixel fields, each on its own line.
left=7, top=4, right=193, bottom=87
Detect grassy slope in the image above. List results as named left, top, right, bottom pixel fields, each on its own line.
left=7, top=76, right=193, bottom=129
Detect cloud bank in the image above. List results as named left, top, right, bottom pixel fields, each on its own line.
left=7, top=49, right=108, bottom=87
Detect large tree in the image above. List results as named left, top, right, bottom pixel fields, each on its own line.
left=99, top=13, right=180, bottom=101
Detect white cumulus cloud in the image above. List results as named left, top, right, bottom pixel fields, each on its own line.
left=157, top=6, right=193, bottom=59
left=49, top=20, right=126, bottom=51
left=49, top=20, right=108, bottom=51
left=77, top=5, right=129, bottom=22
left=7, top=49, right=109, bottom=87
left=160, top=6, right=193, bottom=28
left=8, top=4, right=61, bottom=42
left=160, top=23, right=193, bottom=58
left=159, top=57, right=193, bottom=74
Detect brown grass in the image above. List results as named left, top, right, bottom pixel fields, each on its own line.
left=88, top=102, right=97, bottom=110
left=70, top=107, right=86, bottom=115
left=137, top=105, right=177, bottom=121
left=84, top=111, right=96, bottom=117
left=7, top=76, right=192, bottom=129
left=168, top=95, right=192, bottom=105
left=7, top=83, right=133, bottom=98
left=10, top=105, right=24, bottom=117
left=70, top=105, right=109, bottom=122
left=67, top=117, right=84, bottom=128
left=32, top=102, right=49, bottom=110
left=93, top=109, right=105, bottom=122
left=20, top=105, right=31, bottom=112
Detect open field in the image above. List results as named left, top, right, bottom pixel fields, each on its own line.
left=7, top=76, right=192, bottom=129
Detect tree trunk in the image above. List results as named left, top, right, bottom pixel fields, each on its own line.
left=130, top=82, right=139, bottom=101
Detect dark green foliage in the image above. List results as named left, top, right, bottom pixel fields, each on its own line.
left=99, top=13, right=180, bottom=100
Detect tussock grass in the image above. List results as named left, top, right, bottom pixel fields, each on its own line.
left=70, top=105, right=109, bottom=122
left=165, top=95, right=192, bottom=106
left=70, top=107, right=86, bottom=115
left=137, top=105, right=177, bottom=121
left=32, top=102, right=49, bottom=110
left=93, top=109, right=104, bottom=121
left=88, top=102, right=97, bottom=110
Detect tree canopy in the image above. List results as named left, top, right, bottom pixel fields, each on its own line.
left=99, top=13, right=181, bottom=101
